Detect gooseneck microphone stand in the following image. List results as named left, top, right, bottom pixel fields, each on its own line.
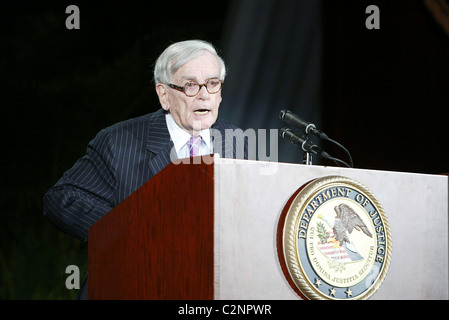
left=302, top=134, right=313, bottom=166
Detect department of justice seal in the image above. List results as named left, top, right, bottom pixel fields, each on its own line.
left=277, top=176, right=392, bottom=300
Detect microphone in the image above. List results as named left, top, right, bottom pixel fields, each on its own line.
left=279, top=128, right=331, bottom=159
left=279, top=109, right=328, bottom=140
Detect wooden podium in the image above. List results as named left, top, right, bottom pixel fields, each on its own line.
left=88, top=155, right=448, bottom=300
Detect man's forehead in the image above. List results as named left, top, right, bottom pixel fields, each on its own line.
left=174, top=52, right=220, bottom=78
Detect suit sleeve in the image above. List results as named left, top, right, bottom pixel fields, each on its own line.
left=43, top=128, right=117, bottom=242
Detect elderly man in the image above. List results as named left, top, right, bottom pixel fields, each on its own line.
left=43, top=40, right=247, bottom=299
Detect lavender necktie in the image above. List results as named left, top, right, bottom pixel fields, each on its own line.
left=187, top=136, right=202, bottom=157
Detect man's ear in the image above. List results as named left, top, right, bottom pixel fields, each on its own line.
left=155, top=84, right=169, bottom=111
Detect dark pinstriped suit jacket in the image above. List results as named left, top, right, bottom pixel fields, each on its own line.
left=44, top=108, right=247, bottom=242
left=43, top=108, right=247, bottom=299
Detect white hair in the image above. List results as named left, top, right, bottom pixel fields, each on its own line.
left=153, top=40, right=226, bottom=85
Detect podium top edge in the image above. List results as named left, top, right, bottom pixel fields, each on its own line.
left=211, top=155, right=448, bottom=179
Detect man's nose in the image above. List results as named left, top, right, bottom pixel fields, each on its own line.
left=196, top=84, right=209, bottom=99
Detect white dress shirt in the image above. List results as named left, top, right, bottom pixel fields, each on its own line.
left=165, top=113, right=213, bottom=158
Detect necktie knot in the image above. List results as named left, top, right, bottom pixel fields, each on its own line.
left=187, top=136, right=202, bottom=157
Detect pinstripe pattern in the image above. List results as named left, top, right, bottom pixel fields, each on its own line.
left=43, top=108, right=247, bottom=299
left=43, top=108, right=247, bottom=242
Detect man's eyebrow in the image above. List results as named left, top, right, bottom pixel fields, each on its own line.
left=180, top=76, right=197, bottom=81
left=180, top=75, right=220, bottom=82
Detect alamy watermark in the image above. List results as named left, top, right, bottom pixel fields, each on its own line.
left=65, top=5, right=80, bottom=30
left=65, top=265, right=80, bottom=290
left=366, top=5, right=380, bottom=30
left=169, top=125, right=280, bottom=175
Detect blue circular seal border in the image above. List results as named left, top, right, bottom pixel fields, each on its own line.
left=279, top=176, right=392, bottom=300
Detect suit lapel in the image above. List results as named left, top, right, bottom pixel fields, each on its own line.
left=145, top=110, right=239, bottom=177
left=211, top=120, right=235, bottom=159
left=146, top=109, right=175, bottom=177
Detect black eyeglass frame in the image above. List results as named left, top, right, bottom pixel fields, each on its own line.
left=167, top=79, right=224, bottom=97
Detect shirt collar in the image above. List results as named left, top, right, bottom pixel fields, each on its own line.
left=165, top=113, right=212, bottom=154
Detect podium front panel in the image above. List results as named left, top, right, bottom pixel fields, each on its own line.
left=213, top=158, right=448, bottom=300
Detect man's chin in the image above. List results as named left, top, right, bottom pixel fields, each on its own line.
left=191, top=115, right=216, bottom=131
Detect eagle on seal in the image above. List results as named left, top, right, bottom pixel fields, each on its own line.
left=333, top=203, right=372, bottom=245
left=319, top=203, right=373, bottom=261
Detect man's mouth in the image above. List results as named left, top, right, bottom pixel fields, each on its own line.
left=194, top=109, right=210, bottom=116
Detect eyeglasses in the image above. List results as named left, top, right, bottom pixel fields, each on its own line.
left=168, top=78, right=223, bottom=97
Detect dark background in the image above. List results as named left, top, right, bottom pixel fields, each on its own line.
left=1, top=0, right=448, bottom=299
